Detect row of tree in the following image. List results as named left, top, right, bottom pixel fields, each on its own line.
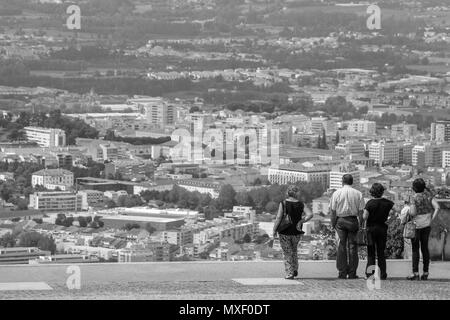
left=140, top=181, right=325, bottom=216
left=0, top=231, right=56, bottom=254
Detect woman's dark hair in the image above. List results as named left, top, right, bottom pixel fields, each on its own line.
left=370, top=183, right=385, bottom=198
left=412, top=178, right=426, bottom=193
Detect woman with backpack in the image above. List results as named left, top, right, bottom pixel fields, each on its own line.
left=404, top=178, right=440, bottom=280
left=273, top=185, right=313, bottom=279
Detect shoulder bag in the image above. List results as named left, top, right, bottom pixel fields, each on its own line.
left=277, top=201, right=293, bottom=232
left=403, top=214, right=416, bottom=239
left=356, top=220, right=368, bottom=246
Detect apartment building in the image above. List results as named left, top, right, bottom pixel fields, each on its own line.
left=412, top=144, right=446, bottom=167
left=347, top=120, right=376, bottom=135
left=118, top=242, right=172, bottom=262
left=391, top=122, right=418, bottom=138
left=24, top=127, right=66, bottom=147
left=139, top=98, right=177, bottom=128
left=442, top=150, right=450, bottom=168
left=77, top=190, right=104, bottom=209
left=177, top=180, right=221, bottom=198
left=398, top=143, right=413, bottom=165
left=310, top=117, right=336, bottom=135
left=368, top=141, right=399, bottom=165
left=431, top=120, right=450, bottom=142
left=329, top=163, right=360, bottom=190
left=335, top=141, right=365, bottom=155
left=31, top=169, right=74, bottom=190
left=29, top=191, right=84, bottom=212
left=268, top=165, right=330, bottom=188
left=162, top=229, right=194, bottom=247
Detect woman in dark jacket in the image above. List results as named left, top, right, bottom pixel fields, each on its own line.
left=273, top=185, right=313, bottom=279
left=363, top=183, right=394, bottom=280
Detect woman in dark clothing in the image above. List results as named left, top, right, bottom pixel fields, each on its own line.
left=273, top=185, right=313, bottom=279
left=363, top=183, right=394, bottom=280
left=404, top=178, right=440, bottom=280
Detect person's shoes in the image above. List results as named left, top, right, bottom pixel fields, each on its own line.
left=407, top=273, right=420, bottom=280
left=285, top=275, right=295, bottom=280
left=293, top=270, right=298, bottom=277
left=381, top=274, right=388, bottom=280
left=347, top=275, right=359, bottom=279
left=421, top=273, right=429, bottom=281
left=338, top=274, right=347, bottom=279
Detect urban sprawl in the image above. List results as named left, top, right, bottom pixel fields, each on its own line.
left=0, top=0, right=450, bottom=265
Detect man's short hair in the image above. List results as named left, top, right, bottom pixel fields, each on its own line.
left=342, top=174, right=353, bottom=186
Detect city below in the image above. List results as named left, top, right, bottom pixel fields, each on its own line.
left=0, top=0, right=449, bottom=270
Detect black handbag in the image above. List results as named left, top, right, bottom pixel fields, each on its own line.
left=356, top=221, right=368, bottom=246
left=277, top=201, right=293, bottom=232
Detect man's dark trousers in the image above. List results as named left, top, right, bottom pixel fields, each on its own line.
left=336, top=216, right=359, bottom=278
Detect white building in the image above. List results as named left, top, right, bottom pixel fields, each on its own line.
left=135, top=97, right=177, bottom=128
left=335, top=141, right=365, bottom=155
left=24, top=126, right=66, bottom=147
left=29, top=191, right=84, bottom=212
left=443, top=150, right=450, bottom=168
left=31, top=169, right=74, bottom=190
left=177, top=180, right=221, bottom=198
left=368, top=141, right=399, bottom=165
left=78, top=190, right=104, bottom=209
left=347, top=120, right=376, bottom=135
left=391, top=123, right=418, bottom=138
left=431, top=120, right=450, bottom=142
left=268, top=165, right=330, bottom=188
left=329, top=163, right=360, bottom=190
left=104, top=190, right=128, bottom=202
left=0, top=172, right=14, bottom=181
left=310, top=117, right=336, bottom=135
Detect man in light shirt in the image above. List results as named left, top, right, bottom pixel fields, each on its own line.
left=330, top=174, right=365, bottom=279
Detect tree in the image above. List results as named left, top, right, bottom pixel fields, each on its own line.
left=321, top=129, right=328, bottom=149
left=235, top=192, right=254, bottom=207
left=249, top=188, right=270, bottom=211
left=16, top=198, right=28, bottom=210
left=18, top=232, right=56, bottom=254
left=385, top=215, right=404, bottom=259
left=145, top=223, right=156, bottom=234
left=78, top=216, right=88, bottom=228
left=316, top=134, right=322, bottom=149
left=265, top=201, right=279, bottom=213
left=105, top=199, right=117, bottom=208
left=243, top=234, right=252, bottom=243
left=123, top=223, right=140, bottom=231
left=217, top=184, right=236, bottom=210
left=0, top=233, right=16, bottom=248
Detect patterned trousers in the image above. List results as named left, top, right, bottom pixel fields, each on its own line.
left=279, top=234, right=302, bottom=276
